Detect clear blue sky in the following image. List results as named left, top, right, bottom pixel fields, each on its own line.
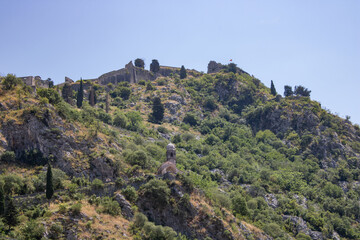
left=1, top=0, right=359, bottom=124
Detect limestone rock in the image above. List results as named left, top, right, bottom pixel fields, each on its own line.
left=114, top=193, right=134, bottom=219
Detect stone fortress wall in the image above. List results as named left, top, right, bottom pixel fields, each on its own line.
left=19, top=76, right=51, bottom=89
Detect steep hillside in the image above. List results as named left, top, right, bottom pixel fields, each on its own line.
left=0, top=62, right=360, bottom=239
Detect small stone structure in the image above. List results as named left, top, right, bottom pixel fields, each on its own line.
left=19, top=76, right=51, bottom=89
left=157, top=143, right=179, bottom=175
left=207, top=61, right=223, bottom=74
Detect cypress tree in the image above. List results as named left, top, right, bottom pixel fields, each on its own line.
left=151, top=97, right=164, bottom=123
left=270, top=80, right=277, bottom=96
left=4, top=196, right=19, bottom=230
left=106, top=93, right=110, bottom=113
left=0, top=186, right=4, bottom=215
left=180, top=65, right=187, bottom=79
left=76, top=78, right=84, bottom=108
left=46, top=163, right=54, bottom=205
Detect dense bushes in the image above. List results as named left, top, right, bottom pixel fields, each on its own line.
left=140, top=179, right=170, bottom=206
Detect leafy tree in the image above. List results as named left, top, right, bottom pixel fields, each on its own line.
left=126, top=150, right=148, bottom=168
left=232, top=194, right=248, bottom=216
left=119, top=87, right=131, bottom=100
left=2, top=74, right=20, bottom=90
left=141, top=179, right=170, bottom=206
left=204, top=96, right=217, bottom=111
left=270, top=80, right=277, bottom=96
left=284, top=85, right=293, bottom=97
left=183, top=113, right=198, bottom=126
left=4, top=196, right=19, bottom=229
left=76, top=78, right=84, bottom=108
left=113, top=112, right=128, bottom=128
left=227, top=63, right=237, bottom=73
left=150, top=59, right=160, bottom=73
left=180, top=65, right=187, bottom=79
left=150, top=97, right=164, bottom=123
left=46, top=163, right=54, bottom=204
left=126, top=111, right=142, bottom=131
left=294, top=85, right=311, bottom=97
left=134, top=58, right=145, bottom=69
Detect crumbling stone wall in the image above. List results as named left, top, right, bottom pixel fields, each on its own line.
left=98, top=61, right=156, bottom=85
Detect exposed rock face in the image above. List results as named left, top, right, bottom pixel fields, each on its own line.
left=1, top=106, right=117, bottom=180
left=207, top=61, right=223, bottom=74
left=264, top=193, right=278, bottom=209
left=283, top=215, right=324, bottom=240
left=114, top=193, right=134, bottom=219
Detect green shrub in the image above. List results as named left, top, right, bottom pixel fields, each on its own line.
left=91, top=178, right=104, bottom=190
left=126, top=150, right=148, bottom=168
left=70, top=202, right=82, bottom=215
left=133, top=212, right=147, bottom=228
left=121, top=186, right=138, bottom=203
left=49, top=223, right=63, bottom=239
left=100, top=197, right=121, bottom=216
left=113, top=112, right=128, bottom=128
left=183, top=113, right=198, bottom=126
left=141, top=179, right=170, bottom=206
left=138, top=80, right=146, bottom=85
left=1, top=74, right=21, bottom=90
left=37, top=88, right=61, bottom=104
left=21, top=220, right=45, bottom=240
left=0, top=151, right=16, bottom=162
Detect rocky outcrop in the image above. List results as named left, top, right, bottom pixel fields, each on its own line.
left=283, top=215, right=324, bottom=240
left=114, top=193, right=134, bottom=219
left=0, top=106, right=117, bottom=180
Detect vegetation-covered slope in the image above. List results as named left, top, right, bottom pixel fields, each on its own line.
left=0, top=62, right=360, bottom=239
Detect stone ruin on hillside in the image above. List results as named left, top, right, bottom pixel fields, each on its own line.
left=157, top=143, right=179, bottom=176
left=19, top=76, right=51, bottom=89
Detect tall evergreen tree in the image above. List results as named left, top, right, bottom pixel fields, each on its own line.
left=151, top=97, right=164, bottom=123
left=270, top=80, right=277, bottom=96
left=46, top=163, right=54, bottom=205
left=76, top=78, right=84, bottom=108
left=0, top=186, right=4, bottom=215
left=150, top=59, right=160, bottom=73
left=4, top=196, right=18, bottom=230
left=106, top=93, right=110, bottom=113
left=180, top=65, right=187, bottom=79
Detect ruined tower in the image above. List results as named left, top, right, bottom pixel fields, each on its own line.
left=166, top=143, right=176, bottom=164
